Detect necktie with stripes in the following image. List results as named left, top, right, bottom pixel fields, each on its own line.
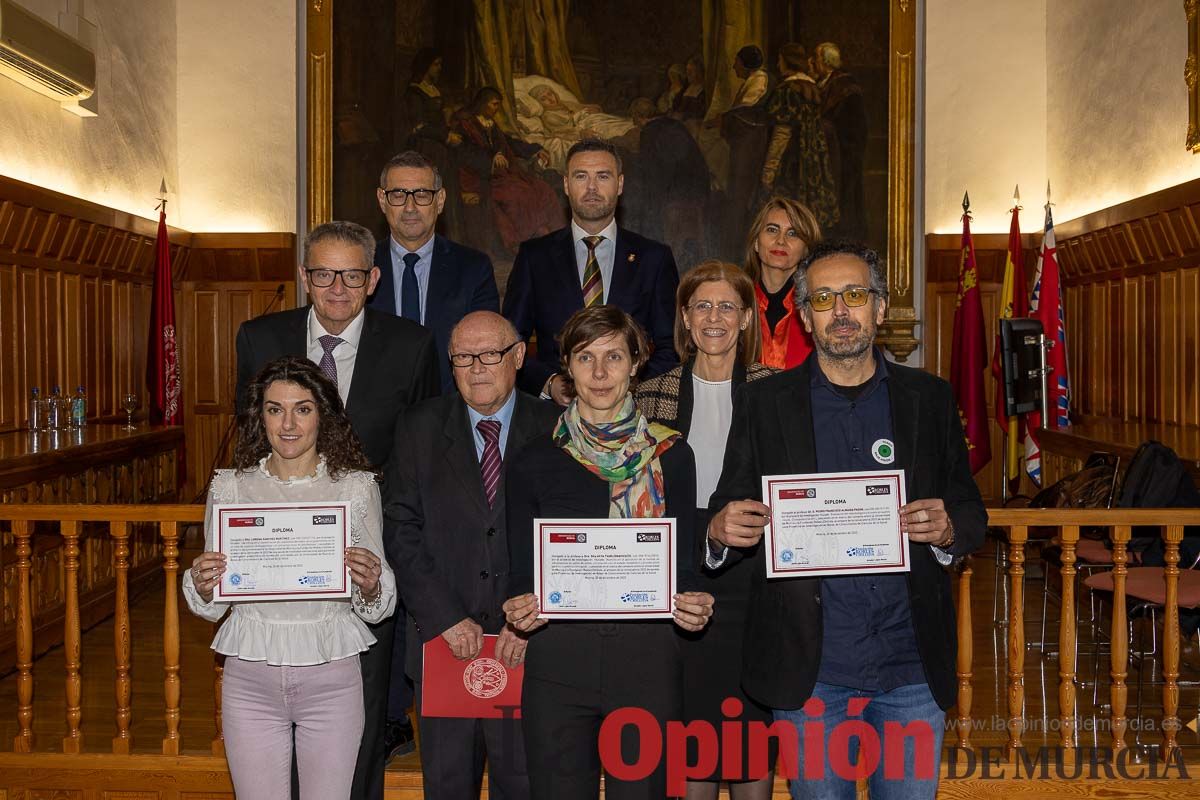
left=581, top=235, right=604, bottom=307
left=477, top=419, right=502, bottom=506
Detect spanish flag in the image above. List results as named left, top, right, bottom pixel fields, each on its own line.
left=991, top=194, right=1028, bottom=492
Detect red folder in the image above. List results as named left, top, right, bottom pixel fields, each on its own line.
left=421, top=634, right=524, bottom=719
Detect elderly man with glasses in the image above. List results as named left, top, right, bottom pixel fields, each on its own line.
left=385, top=310, right=559, bottom=800
left=234, top=220, right=440, bottom=800
left=706, top=240, right=986, bottom=800
left=369, top=149, right=499, bottom=391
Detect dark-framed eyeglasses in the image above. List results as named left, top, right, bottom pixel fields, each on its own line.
left=304, top=267, right=372, bottom=289
left=687, top=300, right=744, bottom=317
left=383, top=187, right=437, bottom=207
left=805, top=287, right=876, bottom=312
left=449, top=341, right=520, bottom=368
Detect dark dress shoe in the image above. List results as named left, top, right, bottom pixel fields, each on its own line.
left=384, top=716, right=416, bottom=761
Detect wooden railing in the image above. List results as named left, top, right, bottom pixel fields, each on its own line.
left=0, top=504, right=206, bottom=756
left=4, top=503, right=1200, bottom=799
left=976, top=508, right=1200, bottom=758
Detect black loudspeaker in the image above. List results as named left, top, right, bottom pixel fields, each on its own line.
left=1000, top=317, right=1044, bottom=417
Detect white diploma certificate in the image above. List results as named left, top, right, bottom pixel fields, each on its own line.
left=761, top=470, right=908, bottom=578
left=213, top=503, right=350, bottom=602
left=533, top=518, right=676, bottom=620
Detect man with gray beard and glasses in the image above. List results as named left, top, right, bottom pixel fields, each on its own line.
left=705, top=240, right=986, bottom=800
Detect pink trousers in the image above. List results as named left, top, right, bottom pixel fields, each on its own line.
left=222, top=654, right=364, bottom=800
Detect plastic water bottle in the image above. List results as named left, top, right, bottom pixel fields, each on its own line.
left=47, top=386, right=63, bottom=429
left=28, top=387, right=43, bottom=431
left=71, top=386, right=87, bottom=427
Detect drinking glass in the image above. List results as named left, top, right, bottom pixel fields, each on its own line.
left=122, top=393, right=138, bottom=430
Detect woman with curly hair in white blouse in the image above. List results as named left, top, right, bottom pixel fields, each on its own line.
left=183, top=356, right=395, bottom=800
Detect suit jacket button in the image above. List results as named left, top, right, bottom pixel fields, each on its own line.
left=480, top=570, right=490, bottom=579
left=487, top=527, right=496, bottom=537
left=814, top=595, right=822, bottom=605
left=481, top=612, right=490, bottom=621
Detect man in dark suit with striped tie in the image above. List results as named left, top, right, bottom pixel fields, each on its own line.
left=502, top=139, right=680, bottom=404
left=386, top=311, right=559, bottom=800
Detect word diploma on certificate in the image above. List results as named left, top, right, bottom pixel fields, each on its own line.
left=762, top=470, right=908, bottom=578
left=534, top=518, right=676, bottom=620
left=214, top=503, right=350, bottom=602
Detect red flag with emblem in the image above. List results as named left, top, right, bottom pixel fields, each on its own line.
left=950, top=200, right=991, bottom=474
left=1025, top=198, right=1070, bottom=486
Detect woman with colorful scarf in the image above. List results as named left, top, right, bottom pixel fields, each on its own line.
left=503, top=305, right=715, bottom=800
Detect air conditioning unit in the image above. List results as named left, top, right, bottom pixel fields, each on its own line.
left=0, top=0, right=95, bottom=105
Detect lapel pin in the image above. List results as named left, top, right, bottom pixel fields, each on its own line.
left=627, top=253, right=636, bottom=263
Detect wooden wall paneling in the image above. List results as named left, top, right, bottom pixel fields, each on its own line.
left=62, top=273, right=82, bottom=398
left=0, top=176, right=297, bottom=509
left=41, top=268, right=63, bottom=393
left=1161, top=270, right=1179, bottom=425
left=178, top=282, right=294, bottom=500
left=20, top=267, right=41, bottom=411
left=1184, top=267, right=1200, bottom=427
left=0, top=264, right=18, bottom=431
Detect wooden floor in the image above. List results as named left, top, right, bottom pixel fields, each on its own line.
left=4, top=538, right=1200, bottom=797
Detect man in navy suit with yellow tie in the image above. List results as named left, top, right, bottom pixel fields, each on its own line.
left=370, top=150, right=499, bottom=390
left=502, top=139, right=680, bottom=403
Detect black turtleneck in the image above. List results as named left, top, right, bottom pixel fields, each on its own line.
left=761, top=279, right=792, bottom=331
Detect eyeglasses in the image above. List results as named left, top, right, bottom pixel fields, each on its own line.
left=304, top=268, right=372, bottom=288
left=805, top=287, right=876, bottom=312
left=449, top=341, right=520, bottom=368
left=383, top=188, right=437, bottom=207
left=686, top=301, right=744, bottom=316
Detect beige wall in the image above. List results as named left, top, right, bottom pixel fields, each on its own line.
left=925, top=0, right=1197, bottom=232
left=0, top=0, right=178, bottom=220
left=924, top=0, right=1048, bottom=234
left=176, top=0, right=297, bottom=232
left=1046, top=0, right=1198, bottom=222
left=0, top=0, right=296, bottom=233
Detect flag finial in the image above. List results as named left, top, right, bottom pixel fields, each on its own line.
left=1013, top=184, right=1021, bottom=207
left=1045, top=181, right=1053, bottom=207
left=962, top=190, right=971, bottom=214
left=156, top=178, right=168, bottom=211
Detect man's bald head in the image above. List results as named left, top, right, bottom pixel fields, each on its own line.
left=449, top=311, right=525, bottom=416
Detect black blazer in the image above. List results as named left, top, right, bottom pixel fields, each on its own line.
left=635, top=358, right=777, bottom=438
left=708, top=358, right=987, bottom=711
left=506, top=433, right=700, bottom=681
left=502, top=226, right=680, bottom=396
left=234, top=306, right=440, bottom=469
left=369, top=234, right=500, bottom=390
left=383, top=391, right=560, bottom=681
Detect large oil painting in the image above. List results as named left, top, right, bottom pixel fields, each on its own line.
left=307, top=0, right=919, bottom=358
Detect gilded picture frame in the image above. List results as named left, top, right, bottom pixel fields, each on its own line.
left=304, top=0, right=919, bottom=361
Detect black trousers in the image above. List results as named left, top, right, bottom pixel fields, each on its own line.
left=521, top=622, right=681, bottom=800
left=415, top=680, right=530, bottom=800
left=350, top=611, right=400, bottom=800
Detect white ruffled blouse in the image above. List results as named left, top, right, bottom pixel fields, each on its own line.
left=182, top=459, right=397, bottom=666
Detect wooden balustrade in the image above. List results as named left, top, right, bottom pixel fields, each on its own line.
left=1109, top=524, right=1131, bottom=752
left=977, top=508, right=1200, bottom=761
left=1006, top=525, right=1027, bottom=754
left=0, top=504, right=204, bottom=757
left=4, top=502, right=1200, bottom=799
